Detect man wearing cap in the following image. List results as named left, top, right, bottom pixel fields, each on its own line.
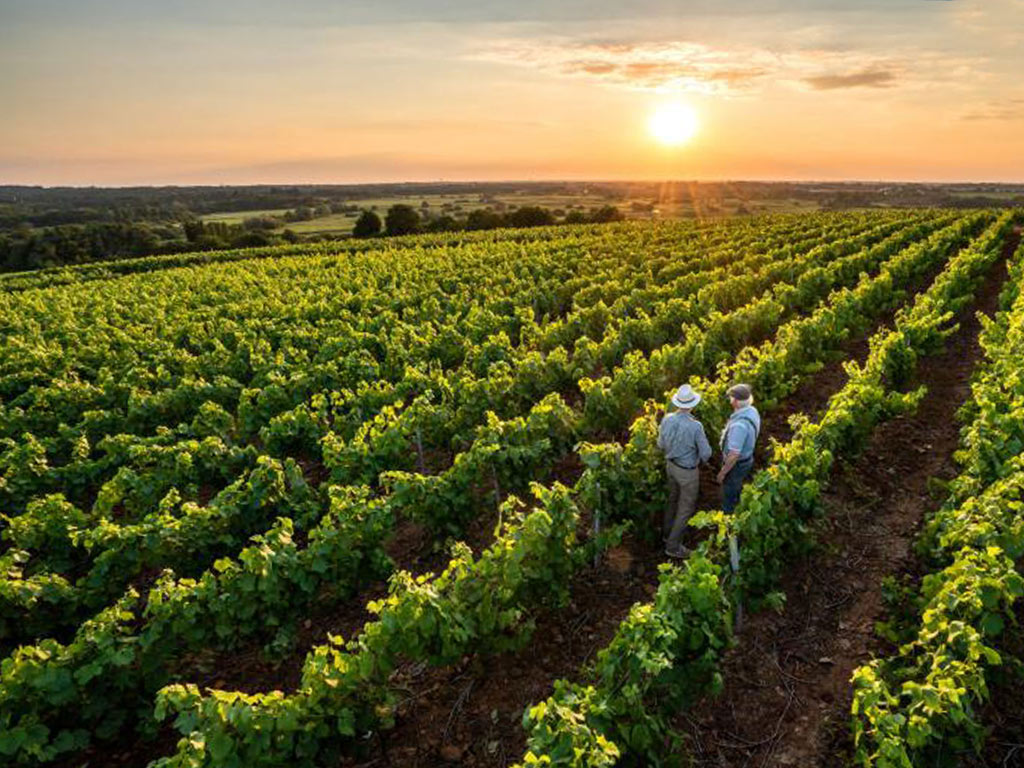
left=717, top=383, right=761, bottom=513
left=658, top=384, right=712, bottom=558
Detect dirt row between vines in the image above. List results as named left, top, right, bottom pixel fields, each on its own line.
left=676, top=229, right=1020, bottom=768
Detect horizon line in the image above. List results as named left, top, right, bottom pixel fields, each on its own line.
left=4, top=177, right=1024, bottom=191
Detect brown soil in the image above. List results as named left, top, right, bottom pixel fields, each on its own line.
left=342, top=533, right=664, bottom=767
left=677, top=232, right=1018, bottom=768
left=180, top=427, right=588, bottom=698
left=52, top=724, right=180, bottom=768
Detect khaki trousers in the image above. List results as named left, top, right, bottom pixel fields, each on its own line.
left=663, top=461, right=699, bottom=551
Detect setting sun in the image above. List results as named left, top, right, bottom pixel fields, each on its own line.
left=648, top=101, right=700, bottom=146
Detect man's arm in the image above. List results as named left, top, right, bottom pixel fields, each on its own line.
left=697, top=424, right=712, bottom=464
left=716, top=422, right=746, bottom=483
left=717, top=450, right=741, bottom=483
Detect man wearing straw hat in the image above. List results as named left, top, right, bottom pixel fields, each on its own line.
left=658, top=383, right=712, bottom=558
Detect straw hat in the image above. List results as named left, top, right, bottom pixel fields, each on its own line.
left=671, top=384, right=701, bottom=409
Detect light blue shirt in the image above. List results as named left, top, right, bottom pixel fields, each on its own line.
left=658, top=411, right=712, bottom=467
left=722, top=405, right=760, bottom=459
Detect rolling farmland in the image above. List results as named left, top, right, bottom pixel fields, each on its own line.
left=1, top=211, right=1022, bottom=768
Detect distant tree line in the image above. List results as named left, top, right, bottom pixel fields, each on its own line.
left=352, top=203, right=624, bottom=239
left=0, top=181, right=598, bottom=221
left=4, top=181, right=1021, bottom=234
left=181, top=220, right=299, bottom=250
left=0, top=218, right=305, bottom=273
left=0, top=222, right=180, bottom=272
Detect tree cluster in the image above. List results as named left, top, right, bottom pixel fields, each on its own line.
left=181, top=220, right=298, bottom=251
left=0, top=218, right=306, bottom=273
left=0, top=222, right=177, bottom=272
left=352, top=203, right=624, bottom=239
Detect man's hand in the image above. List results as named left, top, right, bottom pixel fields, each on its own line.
left=718, top=450, right=741, bottom=485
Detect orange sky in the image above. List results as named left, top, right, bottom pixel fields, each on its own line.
left=2, top=0, right=1023, bottom=185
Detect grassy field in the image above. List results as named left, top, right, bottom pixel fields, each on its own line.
left=200, top=208, right=292, bottom=225
left=280, top=212, right=362, bottom=234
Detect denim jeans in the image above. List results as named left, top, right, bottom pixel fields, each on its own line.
left=722, top=457, right=754, bottom=513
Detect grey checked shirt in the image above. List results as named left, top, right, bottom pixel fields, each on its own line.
left=658, top=411, right=712, bottom=468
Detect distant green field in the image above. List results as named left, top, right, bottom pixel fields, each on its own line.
left=201, top=208, right=291, bottom=225
left=949, top=189, right=1024, bottom=199
left=281, top=212, right=361, bottom=234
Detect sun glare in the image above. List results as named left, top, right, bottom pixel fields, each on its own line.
left=648, top=101, right=699, bottom=146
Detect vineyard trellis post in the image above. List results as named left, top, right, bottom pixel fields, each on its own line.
left=729, top=533, right=743, bottom=633
left=492, top=464, right=502, bottom=513
left=415, top=426, right=426, bottom=474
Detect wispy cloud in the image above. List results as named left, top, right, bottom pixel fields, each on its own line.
left=962, top=97, right=1024, bottom=121
left=803, top=68, right=897, bottom=90
left=952, top=0, right=1024, bottom=44
left=476, top=38, right=983, bottom=96
left=477, top=40, right=776, bottom=95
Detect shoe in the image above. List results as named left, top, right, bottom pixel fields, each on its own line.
left=664, top=546, right=689, bottom=559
